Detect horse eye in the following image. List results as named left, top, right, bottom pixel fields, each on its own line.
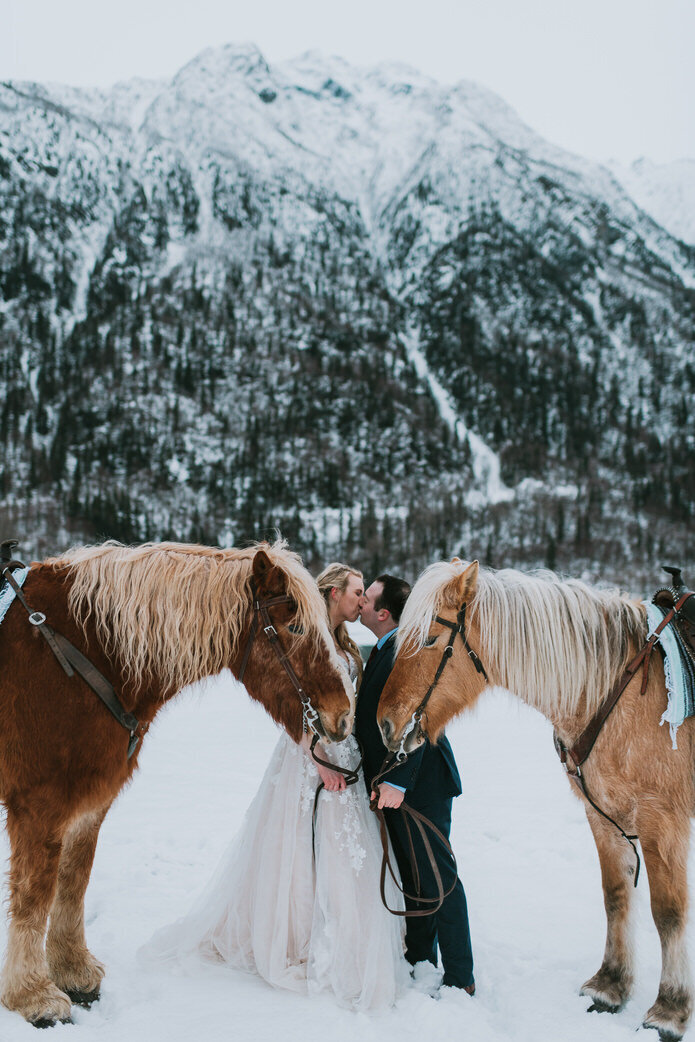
left=288, top=623, right=304, bottom=635
left=424, top=635, right=437, bottom=647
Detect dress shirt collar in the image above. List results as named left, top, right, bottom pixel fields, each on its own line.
left=376, top=626, right=398, bottom=650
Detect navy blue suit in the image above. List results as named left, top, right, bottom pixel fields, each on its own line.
left=355, top=633, right=474, bottom=988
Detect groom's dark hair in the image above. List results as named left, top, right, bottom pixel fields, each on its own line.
left=374, top=574, right=411, bottom=624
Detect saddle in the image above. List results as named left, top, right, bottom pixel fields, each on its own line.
left=653, top=566, right=695, bottom=660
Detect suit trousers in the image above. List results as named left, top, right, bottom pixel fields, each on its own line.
left=385, top=795, right=474, bottom=989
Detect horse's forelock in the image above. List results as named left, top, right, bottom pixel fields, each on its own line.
left=396, top=560, right=468, bottom=656
left=263, top=542, right=338, bottom=666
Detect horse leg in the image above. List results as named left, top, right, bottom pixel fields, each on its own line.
left=580, top=810, right=636, bottom=1012
left=45, top=805, right=111, bottom=1007
left=639, top=814, right=692, bottom=1041
left=0, top=802, right=72, bottom=1026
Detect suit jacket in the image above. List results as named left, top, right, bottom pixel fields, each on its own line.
left=354, top=632, right=462, bottom=806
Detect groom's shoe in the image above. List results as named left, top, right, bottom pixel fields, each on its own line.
left=442, top=975, right=476, bottom=996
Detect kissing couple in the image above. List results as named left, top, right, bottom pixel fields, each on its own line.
left=143, top=564, right=474, bottom=1009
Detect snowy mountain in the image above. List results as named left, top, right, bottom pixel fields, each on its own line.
left=1, top=44, right=694, bottom=583
left=610, top=157, right=695, bottom=247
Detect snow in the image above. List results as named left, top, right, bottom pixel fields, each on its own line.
left=400, top=326, right=513, bottom=508
left=0, top=673, right=689, bottom=1041
left=610, top=158, right=695, bottom=247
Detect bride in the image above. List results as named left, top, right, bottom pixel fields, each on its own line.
left=143, top=563, right=409, bottom=1011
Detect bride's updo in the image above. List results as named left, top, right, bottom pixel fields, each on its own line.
left=316, top=563, right=364, bottom=686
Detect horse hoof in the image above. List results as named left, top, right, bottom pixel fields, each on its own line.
left=66, top=986, right=100, bottom=1008
left=641, top=1025, right=683, bottom=1042
left=587, top=999, right=620, bottom=1014
left=641, top=1022, right=684, bottom=1042
left=31, top=1016, right=73, bottom=1029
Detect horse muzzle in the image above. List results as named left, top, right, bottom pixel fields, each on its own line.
left=319, top=708, right=353, bottom=744
left=379, top=716, right=424, bottom=754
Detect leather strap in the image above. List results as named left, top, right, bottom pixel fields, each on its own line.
left=311, top=734, right=363, bottom=859
left=393, top=601, right=488, bottom=762
left=3, top=562, right=75, bottom=675
left=553, top=592, right=695, bottom=888
left=238, top=587, right=323, bottom=736
left=561, top=592, right=694, bottom=770
left=369, top=754, right=458, bottom=917
left=2, top=563, right=142, bottom=759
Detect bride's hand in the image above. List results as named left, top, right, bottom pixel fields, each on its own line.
left=317, top=763, right=347, bottom=792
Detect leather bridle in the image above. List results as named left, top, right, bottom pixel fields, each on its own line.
left=369, top=603, right=487, bottom=919
left=238, top=585, right=324, bottom=737
left=394, top=601, right=488, bottom=761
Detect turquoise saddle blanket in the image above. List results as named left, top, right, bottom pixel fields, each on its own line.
left=644, top=601, right=695, bottom=748
left=0, top=567, right=29, bottom=626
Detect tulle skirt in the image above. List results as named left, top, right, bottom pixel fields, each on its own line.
left=142, top=732, right=409, bottom=1011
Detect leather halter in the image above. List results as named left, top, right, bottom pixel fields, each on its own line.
left=395, top=601, right=488, bottom=762
left=238, top=585, right=323, bottom=737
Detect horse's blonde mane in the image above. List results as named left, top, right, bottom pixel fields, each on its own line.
left=397, top=560, right=647, bottom=717
left=47, top=540, right=334, bottom=695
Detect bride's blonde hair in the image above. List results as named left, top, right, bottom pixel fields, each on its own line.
left=316, top=562, right=364, bottom=687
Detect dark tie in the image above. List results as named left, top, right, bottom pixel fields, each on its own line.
left=365, top=643, right=379, bottom=669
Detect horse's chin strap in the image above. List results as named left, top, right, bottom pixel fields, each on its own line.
left=395, top=601, right=488, bottom=761
left=238, top=585, right=323, bottom=738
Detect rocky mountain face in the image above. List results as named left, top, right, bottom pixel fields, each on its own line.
left=1, top=44, right=694, bottom=588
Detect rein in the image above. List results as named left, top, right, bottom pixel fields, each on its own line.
left=310, top=733, right=363, bottom=858
left=554, top=591, right=695, bottom=887
left=238, top=594, right=366, bottom=858
left=363, top=599, right=486, bottom=917
left=394, top=601, right=488, bottom=762
left=1, top=561, right=142, bottom=758
left=369, top=754, right=458, bottom=917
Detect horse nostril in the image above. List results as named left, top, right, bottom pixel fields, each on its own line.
left=381, top=718, right=392, bottom=743
left=338, top=712, right=350, bottom=738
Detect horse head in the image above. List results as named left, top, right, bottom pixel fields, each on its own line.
left=239, top=548, right=354, bottom=744
left=377, top=559, right=488, bottom=754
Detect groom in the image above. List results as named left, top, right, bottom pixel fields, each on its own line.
left=356, top=574, right=475, bottom=994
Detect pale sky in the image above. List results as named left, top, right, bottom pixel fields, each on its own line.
left=1, top=0, right=693, bottom=165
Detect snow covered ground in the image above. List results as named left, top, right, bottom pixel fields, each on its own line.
left=0, top=675, right=691, bottom=1042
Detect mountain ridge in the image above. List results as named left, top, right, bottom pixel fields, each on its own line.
left=1, top=45, right=693, bottom=584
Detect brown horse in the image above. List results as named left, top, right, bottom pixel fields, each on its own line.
left=0, top=540, right=353, bottom=1027
left=377, top=558, right=694, bottom=1042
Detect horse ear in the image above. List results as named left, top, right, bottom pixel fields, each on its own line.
left=450, top=560, right=479, bottom=603
left=252, top=549, right=281, bottom=593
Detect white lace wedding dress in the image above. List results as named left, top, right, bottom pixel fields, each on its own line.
left=142, top=660, right=409, bottom=1011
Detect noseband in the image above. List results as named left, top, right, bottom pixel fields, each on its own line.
left=238, top=586, right=323, bottom=736
left=395, top=601, right=488, bottom=761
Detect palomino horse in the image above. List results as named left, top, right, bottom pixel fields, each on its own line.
left=377, top=559, right=693, bottom=1042
left=0, top=540, right=353, bottom=1027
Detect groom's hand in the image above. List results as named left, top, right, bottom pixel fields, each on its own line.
left=371, top=782, right=405, bottom=809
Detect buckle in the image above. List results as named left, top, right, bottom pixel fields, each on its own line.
left=29, top=611, right=46, bottom=626
left=302, top=703, right=320, bottom=735
left=263, top=624, right=277, bottom=638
